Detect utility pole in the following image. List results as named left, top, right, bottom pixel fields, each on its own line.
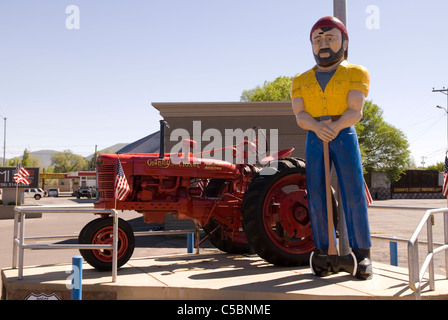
left=334, top=0, right=347, bottom=27
left=433, top=87, right=448, bottom=207
left=2, top=117, right=5, bottom=166
left=421, top=156, right=426, bottom=168
left=0, top=114, right=6, bottom=166
left=432, top=87, right=448, bottom=95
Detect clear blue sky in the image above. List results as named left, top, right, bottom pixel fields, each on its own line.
left=0, top=0, right=447, bottom=167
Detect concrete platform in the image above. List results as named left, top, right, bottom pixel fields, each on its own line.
left=2, top=252, right=448, bottom=300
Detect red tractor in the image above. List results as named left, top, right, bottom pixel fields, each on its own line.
left=78, top=123, right=315, bottom=271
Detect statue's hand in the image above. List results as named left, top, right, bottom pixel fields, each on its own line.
left=314, top=119, right=337, bottom=142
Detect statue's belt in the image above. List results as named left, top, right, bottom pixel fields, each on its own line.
left=313, top=115, right=341, bottom=122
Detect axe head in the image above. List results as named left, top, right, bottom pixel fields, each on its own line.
left=310, top=251, right=357, bottom=277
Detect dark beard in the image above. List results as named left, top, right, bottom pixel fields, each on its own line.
left=314, top=46, right=345, bottom=68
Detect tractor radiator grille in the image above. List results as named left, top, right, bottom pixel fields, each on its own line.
left=101, top=190, right=115, bottom=199
left=97, top=164, right=114, bottom=199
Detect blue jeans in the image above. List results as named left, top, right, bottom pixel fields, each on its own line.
left=305, top=126, right=371, bottom=250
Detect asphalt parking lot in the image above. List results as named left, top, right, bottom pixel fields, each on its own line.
left=368, top=199, right=447, bottom=276
left=1, top=195, right=447, bottom=290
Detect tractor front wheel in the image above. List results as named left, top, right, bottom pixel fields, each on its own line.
left=78, top=217, right=135, bottom=271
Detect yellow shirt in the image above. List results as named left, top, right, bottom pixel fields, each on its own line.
left=291, top=60, right=370, bottom=118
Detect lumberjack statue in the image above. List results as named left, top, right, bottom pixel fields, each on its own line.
left=291, top=16, right=372, bottom=280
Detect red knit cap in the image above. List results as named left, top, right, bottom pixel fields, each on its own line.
left=310, top=16, right=349, bottom=41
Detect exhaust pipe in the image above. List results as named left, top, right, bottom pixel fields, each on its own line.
left=159, top=120, right=169, bottom=159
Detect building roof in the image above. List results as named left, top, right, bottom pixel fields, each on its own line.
left=117, top=131, right=160, bottom=154
left=152, top=101, right=293, bottom=117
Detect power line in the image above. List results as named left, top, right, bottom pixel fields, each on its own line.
left=424, top=146, right=447, bottom=161
left=394, top=91, right=433, bottom=125
left=408, top=115, right=444, bottom=145
left=401, top=114, right=443, bottom=129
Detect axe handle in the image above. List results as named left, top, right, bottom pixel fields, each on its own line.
left=323, top=141, right=338, bottom=256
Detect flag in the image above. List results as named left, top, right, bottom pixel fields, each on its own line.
left=115, top=158, right=130, bottom=201
left=197, top=179, right=209, bottom=196
left=14, top=163, right=31, bottom=185
left=442, top=154, right=448, bottom=197
left=197, top=179, right=209, bottom=191
left=364, top=179, right=373, bottom=206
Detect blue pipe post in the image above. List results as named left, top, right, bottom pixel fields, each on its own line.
left=389, top=238, right=398, bottom=266
left=187, top=233, right=194, bottom=253
left=71, top=255, right=83, bottom=300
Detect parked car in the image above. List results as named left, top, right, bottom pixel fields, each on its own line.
left=24, top=188, right=45, bottom=200
left=74, top=186, right=96, bottom=199
left=48, top=188, right=59, bottom=197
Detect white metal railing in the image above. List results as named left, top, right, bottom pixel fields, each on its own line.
left=407, top=207, right=448, bottom=300
left=12, top=205, right=118, bottom=282
left=370, top=235, right=446, bottom=263
left=369, top=205, right=448, bottom=299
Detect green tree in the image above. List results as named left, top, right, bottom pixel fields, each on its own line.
left=22, top=149, right=31, bottom=166
left=21, top=149, right=41, bottom=167
left=5, top=157, right=20, bottom=167
left=241, top=77, right=411, bottom=182
left=51, top=150, right=88, bottom=173
left=355, top=101, right=410, bottom=182
left=6, top=149, right=41, bottom=167
left=426, top=162, right=444, bottom=172
left=241, top=76, right=293, bottom=102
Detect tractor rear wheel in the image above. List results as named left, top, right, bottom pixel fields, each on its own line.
left=78, top=217, right=135, bottom=271
left=241, top=158, right=314, bottom=266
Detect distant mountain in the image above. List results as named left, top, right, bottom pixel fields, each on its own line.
left=26, top=143, right=129, bottom=168
left=30, top=150, right=58, bottom=168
